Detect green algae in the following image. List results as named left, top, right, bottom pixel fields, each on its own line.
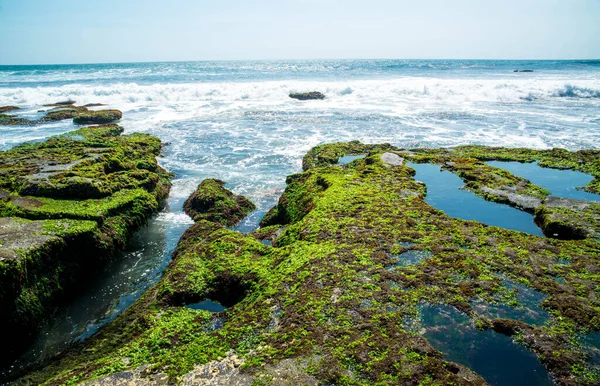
left=18, top=142, right=600, bottom=385
left=73, top=110, right=122, bottom=125
left=183, top=179, right=256, bottom=226
left=0, top=124, right=171, bottom=368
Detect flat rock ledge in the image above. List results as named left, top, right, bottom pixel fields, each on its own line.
left=0, top=122, right=171, bottom=367
left=18, top=142, right=600, bottom=386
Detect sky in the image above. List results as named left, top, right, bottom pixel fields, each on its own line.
left=1, top=0, right=599, bottom=65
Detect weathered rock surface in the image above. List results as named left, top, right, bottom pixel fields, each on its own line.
left=73, top=110, right=123, bottom=124
left=16, top=142, right=600, bottom=386
left=183, top=179, right=255, bottom=226
left=535, top=196, right=600, bottom=239
left=0, top=124, right=171, bottom=367
left=289, top=91, right=325, bottom=100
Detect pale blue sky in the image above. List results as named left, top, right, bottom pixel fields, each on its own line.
left=1, top=0, right=599, bottom=64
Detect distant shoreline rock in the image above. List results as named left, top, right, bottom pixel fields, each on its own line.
left=513, top=69, right=534, bottom=73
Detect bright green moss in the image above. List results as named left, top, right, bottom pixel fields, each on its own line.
left=20, top=142, right=600, bottom=385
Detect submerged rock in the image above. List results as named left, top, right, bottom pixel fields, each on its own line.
left=0, top=123, right=171, bottom=366
left=73, top=109, right=123, bottom=124
left=289, top=91, right=325, bottom=100
left=184, top=178, right=256, bottom=226
left=16, top=142, right=600, bottom=386
left=514, top=70, right=534, bottom=73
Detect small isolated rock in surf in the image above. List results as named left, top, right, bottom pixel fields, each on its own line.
left=513, top=69, right=534, bottom=73
left=289, top=91, right=326, bottom=100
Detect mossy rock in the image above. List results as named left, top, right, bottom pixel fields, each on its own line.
left=183, top=179, right=255, bottom=226
left=73, top=110, right=123, bottom=125
left=0, top=124, right=171, bottom=367
left=0, top=113, right=29, bottom=126
left=41, top=106, right=89, bottom=122
left=22, top=142, right=600, bottom=385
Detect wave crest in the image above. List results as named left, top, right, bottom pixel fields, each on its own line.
left=554, top=84, right=600, bottom=99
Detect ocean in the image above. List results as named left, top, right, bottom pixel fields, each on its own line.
left=1, top=59, right=599, bottom=374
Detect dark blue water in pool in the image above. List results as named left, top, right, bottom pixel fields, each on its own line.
left=487, top=161, right=600, bottom=202
left=409, top=163, right=544, bottom=236
left=410, top=304, right=554, bottom=386
left=187, top=300, right=227, bottom=313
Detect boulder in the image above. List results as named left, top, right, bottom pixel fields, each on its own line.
left=183, top=178, right=255, bottom=226
left=289, top=91, right=325, bottom=100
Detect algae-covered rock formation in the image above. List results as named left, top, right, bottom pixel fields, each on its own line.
left=184, top=178, right=255, bottom=226
left=289, top=91, right=326, bottom=100
left=0, top=124, right=171, bottom=366
left=17, top=141, right=600, bottom=385
left=73, top=110, right=123, bottom=125
left=0, top=103, right=122, bottom=126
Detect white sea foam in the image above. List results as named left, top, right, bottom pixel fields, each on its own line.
left=1, top=78, right=599, bottom=110
left=155, top=212, right=194, bottom=225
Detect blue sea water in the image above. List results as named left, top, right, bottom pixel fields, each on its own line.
left=1, top=59, right=600, bottom=376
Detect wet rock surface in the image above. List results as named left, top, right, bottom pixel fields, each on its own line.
left=15, top=142, right=600, bottom=385
left=0, top=123, right=171, bottom=368
left=73, top=110, right=123, bottom=124
left=289, top=91, right=325, bottom=100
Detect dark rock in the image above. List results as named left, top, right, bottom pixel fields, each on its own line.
left=84, top=103, right=107, bottom=107
left=44, top=99, right=76, bottom=106
left=289, top=91, right=325, bottom=100
left=513, top=70, right=534, bottom=73
left=0, top=106, right=20, bottom=113
left=73, top=109, right=123, bottom=124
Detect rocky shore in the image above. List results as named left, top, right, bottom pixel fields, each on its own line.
left=12, top=141, right=600, bottom=385
left=0, top=121, right=171, bottom=366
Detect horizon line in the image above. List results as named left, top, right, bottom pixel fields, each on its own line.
left=1, top=57, right=600, bottom=67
